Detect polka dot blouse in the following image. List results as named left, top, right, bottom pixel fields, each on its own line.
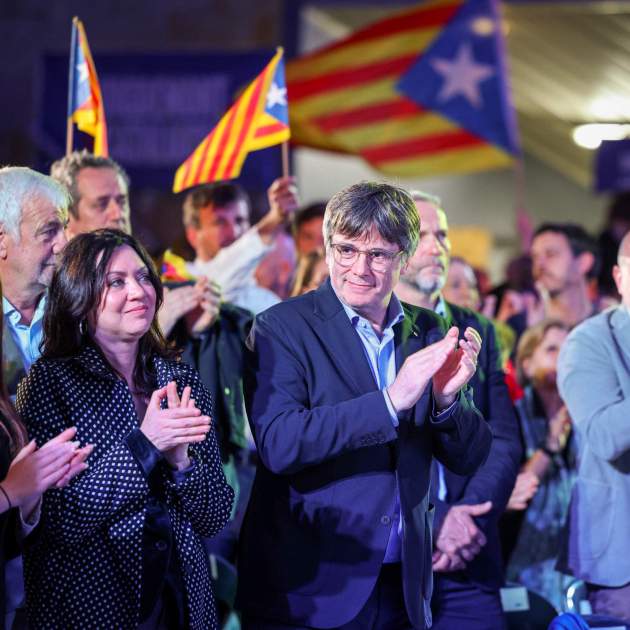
left=15, top=344, right=234, bottom=629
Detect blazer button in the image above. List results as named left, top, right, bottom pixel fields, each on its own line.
left=155, top=540, right=168, bottom=552
left=381, top=515, right=391, bottom=525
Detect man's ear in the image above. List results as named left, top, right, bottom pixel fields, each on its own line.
left=0, top=224, right=9, bottom=260
left=577, top=251, right=595, bottom=277
left=613, top=264, right=622, bottom=295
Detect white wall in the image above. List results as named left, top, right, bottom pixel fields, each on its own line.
left=295, top=147, right=608, bottom=282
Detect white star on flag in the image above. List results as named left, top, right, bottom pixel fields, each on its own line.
left=266, top=82, right=287, bottom=109
left=77, top=61, right=89, bottom=83
left=431, top=43, right=494, bottom=109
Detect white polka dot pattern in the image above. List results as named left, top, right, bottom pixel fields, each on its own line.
left=15, top=345, right=234, bottom=629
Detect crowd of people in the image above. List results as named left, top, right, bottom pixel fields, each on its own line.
left=0, top=151, right=628, bottom=629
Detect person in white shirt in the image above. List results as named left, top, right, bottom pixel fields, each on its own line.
left=181, top=176, right=298, bottom=314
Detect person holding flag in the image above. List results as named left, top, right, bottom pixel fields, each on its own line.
left=173, top=48, right=290, bottom=192
left=168, top=48, right=299, bottom=316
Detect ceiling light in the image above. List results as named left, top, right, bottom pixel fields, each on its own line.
left=572, top=124, right=630, bottom=150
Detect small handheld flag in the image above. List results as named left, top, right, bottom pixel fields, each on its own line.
left=67, top=17, right=108, bottom=156
left=173, top=48, right=290, bottom=193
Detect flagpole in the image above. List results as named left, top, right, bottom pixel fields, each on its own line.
left=281, top=141, right=290, bottom=178
left=66, top=16, right=79, bottom=156
left=66, top=118, right=74, bottom=156
left=513, top=157, right=533, bottom=253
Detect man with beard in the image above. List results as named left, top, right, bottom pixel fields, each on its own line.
left=396, top=191, right=521, bottom=630
left=529, top=223, right=599, bottom=327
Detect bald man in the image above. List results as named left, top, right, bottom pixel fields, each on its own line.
left=557, top=231, right=630, bottom=623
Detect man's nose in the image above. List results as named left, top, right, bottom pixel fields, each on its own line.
left=52, top=229, right=67, bottom=254
left=351, top=251, right=371, bottom=274
left=106, top=198, right=124, bottom=222
left=427, top=234, right=441, bottom=255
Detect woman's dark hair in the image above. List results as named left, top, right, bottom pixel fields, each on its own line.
left=0, top=285, right=26, bottom=454
left=42, top=229, right=176, bottom=394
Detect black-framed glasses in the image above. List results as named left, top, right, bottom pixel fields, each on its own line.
left=330, top=243, right=403, bottom=271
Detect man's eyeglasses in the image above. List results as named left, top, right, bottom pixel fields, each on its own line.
left=330, top=243, right=403, bottom=271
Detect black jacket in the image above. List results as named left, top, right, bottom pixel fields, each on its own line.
left=173, top=303, right=253, bottom=462
left=432, top=302, right=522, bottom=590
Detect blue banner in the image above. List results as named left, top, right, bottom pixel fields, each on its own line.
left=39, top=51, right=284, bottom=191
left=596, top=139, right=630, bottom=193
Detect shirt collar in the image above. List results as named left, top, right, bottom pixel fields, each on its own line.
left=2, top=294, right=47, bottom=327
left=434, top=295, right=447, bottom=318
left=333, top=286, right=405, bottom=332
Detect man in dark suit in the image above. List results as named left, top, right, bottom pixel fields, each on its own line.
left=396, top=191, right=521, bottom=630
left=237, top=182, right=492, bottom=629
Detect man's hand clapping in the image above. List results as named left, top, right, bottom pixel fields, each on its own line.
left=432, top=326, right=482, bottom=409
left=387, top=327, right=481, bottom=413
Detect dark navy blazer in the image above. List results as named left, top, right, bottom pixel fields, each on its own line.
left=432, top=303, right=521, bottom=591
left=237, top=281, right=492, bottom=629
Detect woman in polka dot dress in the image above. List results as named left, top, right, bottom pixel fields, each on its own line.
left=16, top=229, right=234, bottom=629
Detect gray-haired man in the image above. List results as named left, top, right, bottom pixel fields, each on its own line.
left=0, top=166, right=69, bottom=627
left=0, top=167, right=69, bottom=394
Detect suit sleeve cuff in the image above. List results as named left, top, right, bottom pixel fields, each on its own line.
left=382, top=388, right=399, bottom=427
left=124, top=428, right=164, bottom=479
left=431, top=397, right=457, bottom=422
left=19, top=498, right=41, bottom=538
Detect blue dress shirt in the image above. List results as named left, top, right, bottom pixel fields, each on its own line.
left=2, top=295, right=46, bottom=372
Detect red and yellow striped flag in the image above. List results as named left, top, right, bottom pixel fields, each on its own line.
left=173, top=48, right=290, bottom=193
left=286, top=0, right=518, bottom=178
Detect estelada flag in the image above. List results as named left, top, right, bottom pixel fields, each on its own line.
left=68, top=17, right=108, bottom=156
left=286, top=0, right=519, bottom=178
left=173, top=48, right=290, bottom=193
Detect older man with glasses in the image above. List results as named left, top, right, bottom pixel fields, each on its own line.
left=237, top=181, right=491, bottom=630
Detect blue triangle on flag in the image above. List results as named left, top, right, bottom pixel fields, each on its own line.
left=265, top=57, right=289, bottom=125
left=397, top=0, right=519, bottom=155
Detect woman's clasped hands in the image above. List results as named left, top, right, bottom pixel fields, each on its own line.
left=140, top=381, right=211, bottom=471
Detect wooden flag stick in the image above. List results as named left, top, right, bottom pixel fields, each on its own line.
left=66, top=117, right=74, bottom=156
left=281, top=141, right=290, bottom=178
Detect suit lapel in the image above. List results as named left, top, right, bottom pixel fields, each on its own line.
left=394, top=308, right=423, bottom=371
left=311, top=281, right=378, bottom=395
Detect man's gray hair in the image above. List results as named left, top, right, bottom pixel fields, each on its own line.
left=50, top=150, right=129, bottom=219
left=0, top=166, right=70, bottom=241
left=408, top=189, right=442, bottom=207
left=323, top=182, right=420, bottom=260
